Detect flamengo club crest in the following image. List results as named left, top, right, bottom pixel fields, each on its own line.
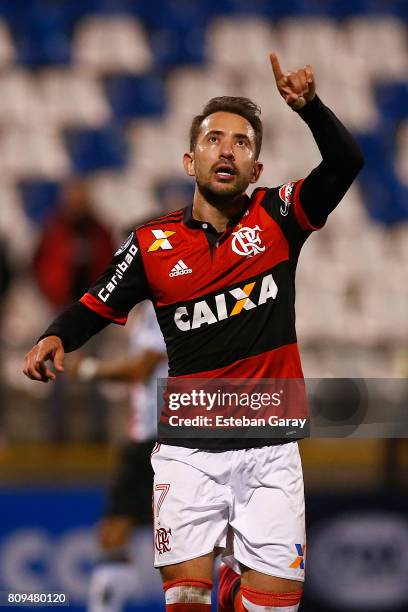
left=155, top=527, right=172, bottom=554
left=231, top=225, right=265, bottom=258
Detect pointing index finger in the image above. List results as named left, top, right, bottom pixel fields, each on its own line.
left=270, top=52, right=284, bottom=82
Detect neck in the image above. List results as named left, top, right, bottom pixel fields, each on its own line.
left=191, top=189, right=247, bottom=233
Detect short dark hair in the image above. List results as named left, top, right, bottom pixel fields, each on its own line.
left=189, top=96, right=263, bottom=158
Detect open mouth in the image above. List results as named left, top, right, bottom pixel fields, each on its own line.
left=214, top=164, right=237, bottom=179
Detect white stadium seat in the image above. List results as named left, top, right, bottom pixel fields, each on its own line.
left=206, top=17, right=274, bottom=73
left=327, top=184, right=369, bottom=238
left=88, top=169, right=160, bottom=230
left=0, top=19, right=16, bottom=67
left=127, top=117, right=187, bottom=180
left=0, top=71, right=47, bottom=127
left=73, top=16, right=153, bottom=74
left=276, top=18, right=380, bottom=131
left=278, top=18, right=340, bottom=77
left=241, top=62, right=291, bottom=138
left=0, top=127, right=71, bottom=180
left=344, top=16, right=408, bottom=81
left=0, top=182, right=37, bottom=264
left=167, top=66, right=240, bottom=122
left=318, top=78, right=378, bottom=132
left=38, top=68, right=112, bottom=128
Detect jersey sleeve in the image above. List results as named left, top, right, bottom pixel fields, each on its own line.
left=276, top=179, right=327, bottom=232
left=258, top=180, right=326, bottom=248
left=79, top=232, right=151, bottom=325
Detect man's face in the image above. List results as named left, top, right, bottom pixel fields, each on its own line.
left=184, top=112, right=263, bottom=203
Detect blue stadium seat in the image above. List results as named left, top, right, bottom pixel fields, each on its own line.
left=358, top=167, right=408, bottom=225
left=324, top=0, right=380, bottom=18
left=356, top=131, right=408, bottom=224
left=60, top=0, right=150, bottom=36
left=20, top=180, right=60, bottom=225
left=150, top=26, right=207, bottom=66
left=273, top=0, right=323, bottom=17
left=138, top=0, right=208, bottom=66
left=10, top=1, right=71, bottom=67
left=65, top=125, right=127, bottom=173
left=375, top=83, right=408, bottom=123
left=356, top=131, right=394, bottom=169
left=140, top=0, right=208, bottom=30
left=105, top=74, right=165, bottom=120
left=393, top=0, right=408, bottom=19
left=0, top=0, right=33, bottom=31
left=204, top=0, right=303, bottom=18
left=359, top=83, right=408, bottom=225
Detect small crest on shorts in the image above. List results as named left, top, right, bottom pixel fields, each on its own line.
left=289, top=543, right=306, bottom=569
left=155, top=527, right=172, bottom=554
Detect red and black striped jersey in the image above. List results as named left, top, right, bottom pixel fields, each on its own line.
left=80, top=180, right=326, bottom=448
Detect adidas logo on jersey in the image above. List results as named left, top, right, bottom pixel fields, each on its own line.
left=169, top=260, right=192, bottom=277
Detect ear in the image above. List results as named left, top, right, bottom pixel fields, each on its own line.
left=183, top=152, right=195, bottom=177
left=250, top=160, right=263, bottom=184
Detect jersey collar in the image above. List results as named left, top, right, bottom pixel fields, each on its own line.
left=183, top=195, right=251, bottom=232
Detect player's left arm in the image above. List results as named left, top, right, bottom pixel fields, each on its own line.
left=68, top=301, right=167, bottom=382
left=270, top=52, right=364, bottom=228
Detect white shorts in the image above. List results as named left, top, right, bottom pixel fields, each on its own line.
left=151, top=442, right=305, bottom=581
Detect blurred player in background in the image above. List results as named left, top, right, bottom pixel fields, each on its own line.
left=71, top=300, right=166, bottom=612
left=33, top=178, right=114, bottom=310
left=24, top=52, right=364, bottom=612
left=33, top=178, right=115, bottom=441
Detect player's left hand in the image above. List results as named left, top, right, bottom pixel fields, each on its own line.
left=23, top=336, right=65, bottom=383
left=270, top=52, right=316, bottom=111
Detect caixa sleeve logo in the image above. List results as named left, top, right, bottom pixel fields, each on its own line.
left=278, top=181, right=295, bottom=216
left=174, top=273, right=278, bottom=331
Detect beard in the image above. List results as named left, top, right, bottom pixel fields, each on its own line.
left=195, top=173, right=250, bottom=208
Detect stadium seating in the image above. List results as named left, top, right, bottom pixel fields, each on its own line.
left=73, top=15, right=153, bottom=74
left=20, top=180, right=60, bottom=225
left=0, top=0, right=406, bottom=348
left=38, top=69, right=112, bottom=128
left=65, top=125, right=127, bottom=173
left=0, top=125, right=71, bottom=180
left=13, top=2, right=71, bottom=67
left=105, top=73, right=166, bottom=119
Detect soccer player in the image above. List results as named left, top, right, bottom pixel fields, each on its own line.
left=71, top=301, right=166, bottom=612
left=24, top=53, right=364, bottom=612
